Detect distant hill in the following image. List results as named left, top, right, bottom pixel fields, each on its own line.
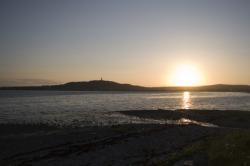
left=0, top=80, right=249, bottom=92
left=166, top=84, right=250, bottom=93
left=0, top=80, right=147, bottom=91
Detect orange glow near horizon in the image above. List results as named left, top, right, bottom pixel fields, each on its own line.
left=169, top=64, right=204, bottom=86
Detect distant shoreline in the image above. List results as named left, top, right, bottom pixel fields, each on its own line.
left=0, top=80, right=250, bottom=93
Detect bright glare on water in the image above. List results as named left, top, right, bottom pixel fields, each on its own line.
left=0, top=91, right=249, bottom=126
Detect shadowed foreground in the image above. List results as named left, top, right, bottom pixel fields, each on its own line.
left=1, top=109, right=250, bottom=166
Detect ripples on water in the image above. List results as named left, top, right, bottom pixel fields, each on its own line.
left=0, top=91, right=249, bottom=126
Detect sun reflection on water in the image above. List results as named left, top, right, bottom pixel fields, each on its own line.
left=183, top=91, right=191, bottom=109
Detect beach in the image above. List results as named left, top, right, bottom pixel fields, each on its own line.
left=1, top=109, right=250, bottom=166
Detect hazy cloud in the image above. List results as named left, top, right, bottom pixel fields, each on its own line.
left=0, top=79, right=59, bottom=87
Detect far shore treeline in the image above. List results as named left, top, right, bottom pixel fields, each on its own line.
left=0, top=80, right=250, bottom=93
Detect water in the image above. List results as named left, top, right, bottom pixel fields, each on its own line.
left=0, top=90, right=249, bottom=126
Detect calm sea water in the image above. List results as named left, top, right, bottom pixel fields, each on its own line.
left=0, top=91, right=249, bottom=126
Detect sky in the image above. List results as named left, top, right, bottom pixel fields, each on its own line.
left=0, top=0, right=250, bottom=86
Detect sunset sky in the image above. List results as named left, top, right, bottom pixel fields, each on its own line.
left=0, top=0, right=250, bottom=86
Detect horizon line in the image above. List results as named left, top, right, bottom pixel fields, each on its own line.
left=0, top=79, right=249, bottom=88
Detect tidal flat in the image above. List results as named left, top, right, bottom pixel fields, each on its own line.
left=1, top=109, right=250, bottom=166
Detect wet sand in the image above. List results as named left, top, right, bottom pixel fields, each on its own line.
left=1, top=109, right=250, bottom=166
left=120, top=109, right=250, bottom=129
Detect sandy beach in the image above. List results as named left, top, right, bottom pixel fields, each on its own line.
left=1, top=109, right=250, bottom=166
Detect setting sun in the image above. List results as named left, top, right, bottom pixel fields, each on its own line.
left=170, top=64, right=203, bottom=86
